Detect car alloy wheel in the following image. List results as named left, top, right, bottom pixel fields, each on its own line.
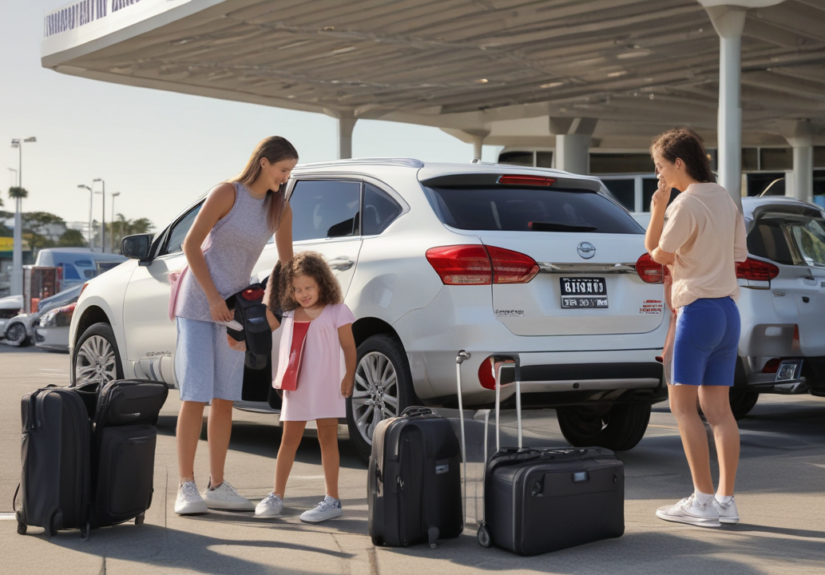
left=351, top=351, right=400, bottom=445
left=75, top=335, right=118, bottom=386
left=4, top=323, right=29, bottom=347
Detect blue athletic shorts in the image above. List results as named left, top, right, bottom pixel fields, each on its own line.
left=175, top=317, right=244, bottom=402
left=672, top=297, right=741, bottom=387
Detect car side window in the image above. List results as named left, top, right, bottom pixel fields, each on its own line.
left=290, top=180, right=361, bottom=241
left=363, top=183, right=402, bottom=235
left=165, top=203, right=203, bottom=255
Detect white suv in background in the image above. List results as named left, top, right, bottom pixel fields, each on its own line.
left=730, top=197, right=825, bottom=418
left=69, top=159, right=669, bottom=461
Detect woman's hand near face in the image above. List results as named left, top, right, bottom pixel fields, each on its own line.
left=651, top=177, right=670, bottom=215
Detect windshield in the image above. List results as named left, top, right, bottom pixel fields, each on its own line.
left=423, top=186, right=643, bottom=234
left=749, top=211, right=825, bottom=268
left=788, top=216, right=825, bottom=267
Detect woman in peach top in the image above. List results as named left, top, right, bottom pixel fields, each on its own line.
left=645, top=128, right=748, bottom=528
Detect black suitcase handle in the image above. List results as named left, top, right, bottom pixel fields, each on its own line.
left=401, top=406, right=433, bottom=418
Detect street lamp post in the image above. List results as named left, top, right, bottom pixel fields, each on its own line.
left=93, top=178, right=105, bottom=253
left=77, top=184, right=94, bottom=249
left=110, top=192, right=120, bottom=252
left=9, top=137, right=36, bottom=296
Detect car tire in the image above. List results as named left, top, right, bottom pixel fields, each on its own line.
left=346, top=334, right=416, bottom=464
left=557, top=402, right=652, bottom=452
left=72, top=322, right=124, bottom=388
left=729, top=388, right=759, bottom=420
left=4, top=322, right=30, bottom=347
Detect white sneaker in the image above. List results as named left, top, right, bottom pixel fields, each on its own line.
left=656, top=494, right=721, bottom=527
left=175, top=481, right=208, bottom=515
left=713, top=496, right=740, bottom=524
left=202, top=480, right=255, bottom=511
left=300, top=497, right=342, bottom=524
left=255, top=492, right=283, bottom=518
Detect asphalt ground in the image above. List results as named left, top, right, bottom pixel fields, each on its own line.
left=1, top=344, right=824, bottom=575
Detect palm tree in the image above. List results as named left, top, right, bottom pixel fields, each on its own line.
left=8, top=186, right=28, bottom=200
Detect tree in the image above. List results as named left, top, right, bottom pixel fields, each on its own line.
left=57, top=229, right=87, bottom=247
left=8, top=186, right=28, bottom=200
left=108, top=215, right=155, bottom=253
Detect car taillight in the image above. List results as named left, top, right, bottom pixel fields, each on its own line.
left=736, top=258, right=779, bottom=281
left=636, top=253, right=665, bottom=284
left=498, top=175, right=556, bottom=187
left=241, top=287, right=265, bottom=301
left=478, top=356, right=496, bottom=390
left=487, top=246, right=539, bottom=284
left=762, top=358, right=781, bottom=374
left=426, top=245, right=492, bottom=285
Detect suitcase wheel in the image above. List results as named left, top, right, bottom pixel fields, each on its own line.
left=477, top=524, right=492, bottom=548
left=371, top=536, right=383, bottom=547
left=47, top=511, right=58, bottom=537
left=80, top=523, right=91, bottom=540
left=135, top=513, right=145, bottom=526
left=17, top=521, right=27, bottom=535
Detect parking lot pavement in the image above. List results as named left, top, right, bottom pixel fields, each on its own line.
left=2, top=346, right=824, bottom=575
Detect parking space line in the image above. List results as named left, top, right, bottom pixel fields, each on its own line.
left=0, top=513, right=17, bottom=520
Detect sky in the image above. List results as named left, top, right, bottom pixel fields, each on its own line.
left=1, top=1, right=500, bottom=232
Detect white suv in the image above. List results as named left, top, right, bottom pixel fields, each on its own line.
left=69, top=159, right=669, bottom=461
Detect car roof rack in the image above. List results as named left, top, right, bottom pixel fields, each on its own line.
left=296, top=158, right=424, bottom=169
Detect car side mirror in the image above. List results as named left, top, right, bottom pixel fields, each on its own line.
left=121, top=234, right=153, bottom=261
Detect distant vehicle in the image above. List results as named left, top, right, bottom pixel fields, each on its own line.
left=34, top=248, right=127, bottom=290
left=34, top=290, right=82, bottom=352
left=732, top=197, right=825, bottom=417
left=2, top=285, right=83, bottom=347
left=70, top=159, right=670, bottom=462
left=0, top=294, right=23, bottom=335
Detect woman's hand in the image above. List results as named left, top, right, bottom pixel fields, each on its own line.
left=341, top=376, right=354, bottom=398
left=226, top=334, right=246, bottom=352
left=651, top=176, right=670, bottom=215
left=209, top=296, right=234, bottom=323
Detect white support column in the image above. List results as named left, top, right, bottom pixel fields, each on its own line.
left=338, top=114, right=357, bottom=160
left=788, top=136, right=813, bottom=203
left=550, top=117, right=597, bottom=175
left=705, top=4, right=746, bottom=209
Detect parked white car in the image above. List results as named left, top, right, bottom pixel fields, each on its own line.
left=0, top=294, right=23, bottom=336
left=69, top=159, right=669, bottom=461
left=731, top=197, right=825, bottom=417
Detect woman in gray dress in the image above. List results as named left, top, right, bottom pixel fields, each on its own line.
left=173, top=137, right=297, bottom=514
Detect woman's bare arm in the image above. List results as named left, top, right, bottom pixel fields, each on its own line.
left=181, top=183, right=235, bottom=322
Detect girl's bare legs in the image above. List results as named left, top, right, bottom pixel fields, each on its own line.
left=207, top=398, right=234, bottom=486
left=177, top=401, right=206, bottom=482
left=698, top=386, right=740, bottom=497
left=316, top=418, right=341, bottom=500
left=274, top=420, right=307, bottom=497
left=668, top=384, right=715, bottom=494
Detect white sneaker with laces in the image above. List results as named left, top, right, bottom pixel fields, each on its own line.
left=255, top=493, right=283, bottom=518
left=300, top=497, right=343, bottom=524
left=656, top=494, right=721, bottom=527
left=202, top=480, right=255, bottom=511
left=175, top=480, right=208, bottom=515
left=713, top=496, right=739, bottom=524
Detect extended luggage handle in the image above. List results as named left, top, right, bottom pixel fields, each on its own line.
left=400, top=406, right=433, bottom=418
left=491, top=355, right=522, bottom=451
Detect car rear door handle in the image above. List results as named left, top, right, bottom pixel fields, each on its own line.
left=328, top=257, right=354, bottom=271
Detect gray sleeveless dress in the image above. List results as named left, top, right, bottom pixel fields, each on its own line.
left=174, top=182, right=282, bottom=402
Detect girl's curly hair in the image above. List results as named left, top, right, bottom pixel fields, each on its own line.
left=269, top=251, right=342, bottom=312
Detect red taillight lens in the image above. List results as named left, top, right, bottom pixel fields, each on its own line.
left=636, top=253, right=665, bottom=284
left=762, top=358, right=781, bottom=374
left=736, top=258, right=779, bottom=281
left=478, top=356, right=496, bottom=390
left=498, top=175, right=556, bottom=187
left=426, top=245, right=492, bottom=285
left=241, top=287, right=265, bottom=301
left=487, top=246, right=539, bottom=284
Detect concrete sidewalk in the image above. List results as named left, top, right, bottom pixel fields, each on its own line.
left=2, top=346, right=824, bottom=574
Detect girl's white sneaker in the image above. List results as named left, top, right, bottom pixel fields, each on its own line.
left=713, top=496, right=740, bottom=524
left=255, top=493, right=283, bottom=517
left=656, top=494, right=721, bottom=527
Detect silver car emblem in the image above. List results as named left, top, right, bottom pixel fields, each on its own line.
left=577, top=242, right=596, bottom=259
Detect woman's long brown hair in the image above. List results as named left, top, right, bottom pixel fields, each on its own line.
left=231, top=136, right=298, bottom=231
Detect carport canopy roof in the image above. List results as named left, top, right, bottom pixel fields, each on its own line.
left=42, top=0, right=825, bottom=148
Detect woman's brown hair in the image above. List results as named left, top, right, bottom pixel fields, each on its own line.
left=271, top=251, right=342, bottom=312
left=231, top=136, right=298, bottom=231
left=650, top=128, right=715, bottom=184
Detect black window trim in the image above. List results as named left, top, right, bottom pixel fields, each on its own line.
left=156, top=197, right=206, bottom=259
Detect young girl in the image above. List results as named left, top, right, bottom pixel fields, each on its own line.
left=255, top=252, right=357, bottom=523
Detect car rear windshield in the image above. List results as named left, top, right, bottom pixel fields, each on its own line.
left=423, top=186, right=644, bottom=234
left=749, top=211, right=825, bottom=267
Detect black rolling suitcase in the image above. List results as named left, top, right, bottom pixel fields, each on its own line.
left=16, top=387, right=92, bottom=537
left=368, top=406, right=463, bottom=548
left=456, top=352, right=625, bottom=555
left=90, top=379, right=168, bottom=528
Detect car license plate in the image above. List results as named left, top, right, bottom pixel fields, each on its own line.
left=560, top=277, right=608, bottom=309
